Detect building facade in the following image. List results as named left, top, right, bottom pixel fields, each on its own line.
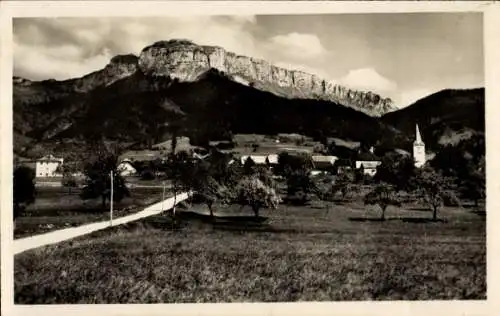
left=35, top=155, right=64, bottom=177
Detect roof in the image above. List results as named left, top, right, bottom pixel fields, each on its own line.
left=356, top=151, right=379, bottom=161
left=37, top=155, right=63, bottom=162
left=120, top=150, right=162, bottom=162
left=241, top=155, right=268, bottom=164
left=312, top=155, right=338, bottom=163
left=356, top=161, right=382, bottom=169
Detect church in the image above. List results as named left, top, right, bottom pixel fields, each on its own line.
left=413, top=124, right=426, bottom=168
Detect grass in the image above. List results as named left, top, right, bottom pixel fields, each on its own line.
left=14, top=186, right=169, bottom=239
left=14, top=200, right=485, bottom=303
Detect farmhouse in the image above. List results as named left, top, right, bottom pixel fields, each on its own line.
left=310, top=155, right=339, bottom=176
left=240, top=155, right=276, bottom=165
left=355, top=150, right=381, bottom=176
left=117, top=159, right=137, bottom=176
left=35, top=155, right=64, bottom=178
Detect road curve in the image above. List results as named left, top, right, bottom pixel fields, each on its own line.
left=13, top=192, right=189, bottom=255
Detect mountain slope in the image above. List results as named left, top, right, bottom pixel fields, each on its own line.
left=14, top=69, right=403, bottom=158
left=12, top=40, right=485, bottom=160
left=381, top=88, right=485, bottom=150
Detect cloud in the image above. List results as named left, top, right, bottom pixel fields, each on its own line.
left=339, top=68, right=397, bottom=94
left=14, top=16, right=337, bottom=86
left=14, top=41, right=112, bottom=80
left=13, top=16, right=260, bottom=80
left=266, top=33, right=327, bottom=61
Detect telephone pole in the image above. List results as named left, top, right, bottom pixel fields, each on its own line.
left=162, top=180, right=166, bottom=212
left=110, top=170, right=114, bottom=226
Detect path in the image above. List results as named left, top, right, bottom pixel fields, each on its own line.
left=13, top=192, right=190, bottom=255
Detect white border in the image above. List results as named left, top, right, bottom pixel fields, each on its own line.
left=1, top=2, right=499, bottom=316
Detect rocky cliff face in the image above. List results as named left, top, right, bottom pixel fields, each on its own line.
left=138, top=39, right=395, bottom=116
left=13, top=39, right=395, bottom=116
left=68, top=54, right=139, bottom=93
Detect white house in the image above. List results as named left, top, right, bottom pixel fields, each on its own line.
left=117, top=159, right=137, bottom=176
left=312, top=155, right=338, bottom=169
left=355, top=161, right=382, bottom=176
left=35, top=155, right=64, bottom=178
left=240, top=155, right=268, bottom=165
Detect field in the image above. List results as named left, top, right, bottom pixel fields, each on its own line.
left=14, top=200, right=486, bottom=303
left=14, top=185, right=168, bottom=239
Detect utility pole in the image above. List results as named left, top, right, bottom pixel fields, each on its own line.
left=110, top=170, right=114, bottom=226
left=162, top=180, right=166, bottom=213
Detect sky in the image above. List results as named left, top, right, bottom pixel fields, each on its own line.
left=13, top=13, right=484, bottom=108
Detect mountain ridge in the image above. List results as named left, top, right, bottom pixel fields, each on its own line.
left=14, top=39, right=396, bottom=117
left=12, top=39, right=485, bottom=160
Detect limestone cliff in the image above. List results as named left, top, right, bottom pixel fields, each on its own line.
left=138, top=39, right=395, bottom=116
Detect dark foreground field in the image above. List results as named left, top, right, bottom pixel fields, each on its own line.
left=14, top=201, right=486, bottom=303
left=14, top=186, right=168, bottom=239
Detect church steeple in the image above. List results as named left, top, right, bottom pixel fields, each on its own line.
left=415, top=124, right=423, bottom=144
left=413, top=124, right=426, bottom=168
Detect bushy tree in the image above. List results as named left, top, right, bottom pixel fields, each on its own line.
left=62, top=172, right=78, bottom=195
left=374, top=153, right=416, bottom=190
left=81, top=152, right=129, bottom=209
left=13, top=166, right=36, bottom=220
left=332, top=170, right=358, bottom=202
left=364, top=183, right=402, bottom=221
left=285, top=167, right=316, bottom=205
left=58, top=162, right=79, bottom=194
left=276, top=152, right=312, bottom=177
left=413, top=167, right=454, bottom=221
left=140, top=168, right=156, bottom=180
left=459, top=155, right=485, bottom=207
left=195, top=176, right=231, bottom=218
left=243, top=157, right=256, bottom=175
left=235, top=176, right=281, bottom=217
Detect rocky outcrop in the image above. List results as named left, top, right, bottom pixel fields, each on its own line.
left=13, top=39, right=395, bottom=116
left=138, top=39, right=395, bottom=116
left=68, top=54, right=139, bottom=93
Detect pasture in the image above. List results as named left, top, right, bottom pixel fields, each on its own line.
left=14, top=200, right=485, bottom=303
left=14, top=186, right=168, bottom=239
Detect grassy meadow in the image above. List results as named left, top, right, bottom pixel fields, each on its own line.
left=14, top=185, right=168, bottom=239
left=14, top=200, right=486, bottom=303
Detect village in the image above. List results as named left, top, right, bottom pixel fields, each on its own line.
left=15, top=125, right=428, bottom=188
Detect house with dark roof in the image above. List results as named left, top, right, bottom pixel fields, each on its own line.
left=355, top=150, right=381, bottom=176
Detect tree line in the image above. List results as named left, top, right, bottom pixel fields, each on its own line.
left=13, top=136, right=485, bottom=224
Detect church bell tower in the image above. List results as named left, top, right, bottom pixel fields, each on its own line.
left=413, top=124, right=426, bottom=168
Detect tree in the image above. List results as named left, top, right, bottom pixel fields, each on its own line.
left=374, top=153, right=416, bottom=191
left=285, top=167, right=315, bottom=205
left=413, top=167, right=453, bottom=221
left=364, top=183, right=402, bottom=221
left=196, top=176, right=231, bottom=218
left=58, top=163, right=79, bottom=194
left=332, top=171, right=358, bottom=202
left=277, top=152, right=312, bottom=177
left=235, top=176, right=281, bottom=217
left=62, top=172, right=78, bottom=195
left=252, top=143, right=259, bottom=153
left=253, top=165, right=275, bottom=188
left=243, top=157, right=256, bottom=175
left=459, top=155, right=485, bottom=207
left=13, top=166, right=36, bottom=220
left=80, top=152, right=130, bottom=209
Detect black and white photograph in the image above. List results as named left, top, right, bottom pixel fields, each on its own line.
left=1, top=1, right=495, bottom=314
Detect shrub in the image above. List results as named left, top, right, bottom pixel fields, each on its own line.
left=442, top=190, right=461, bottom=207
